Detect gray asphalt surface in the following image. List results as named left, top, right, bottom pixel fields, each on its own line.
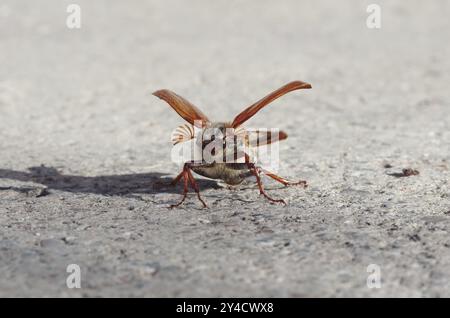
left=0, top=0, right=449, bottom=297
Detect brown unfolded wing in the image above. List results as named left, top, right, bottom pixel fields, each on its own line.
left=153, top=89, right=210, bottom=127
left=245, top=129, right=288, bottom=147
left=231, top=81, right=311, bottom=128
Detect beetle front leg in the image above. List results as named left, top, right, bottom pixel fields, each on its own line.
left=186, top=169, right=208, bottom=208
left=247, top=163, right=286, bottom=205
left=169, top=163, right=208, bottom=208
left=169, top=168, right=189, bottom=208
left=170, top=170, right=184, bottom=186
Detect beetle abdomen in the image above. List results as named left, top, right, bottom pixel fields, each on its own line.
left=191, top=163, right=250, bottom=185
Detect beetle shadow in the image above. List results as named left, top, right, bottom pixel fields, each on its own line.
left=0, top=165, right=221, bottom=197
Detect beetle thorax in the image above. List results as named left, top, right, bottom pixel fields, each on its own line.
left=196, top=122, right=245, bottom=164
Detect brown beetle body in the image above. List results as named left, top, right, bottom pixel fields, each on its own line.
left=153, top=81, right=312, bottom=208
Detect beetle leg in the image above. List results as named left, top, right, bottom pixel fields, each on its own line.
left=262, top=171, right=307, bottom=188
left=169, top=168, right=189, bottom=208
left=247, top=163, right=286, bottom=205
left=186, top=169, right=208, bottom=208
left=170, top=170, right=184, bottom=186
left=169, top=163, right=208, bottom=208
